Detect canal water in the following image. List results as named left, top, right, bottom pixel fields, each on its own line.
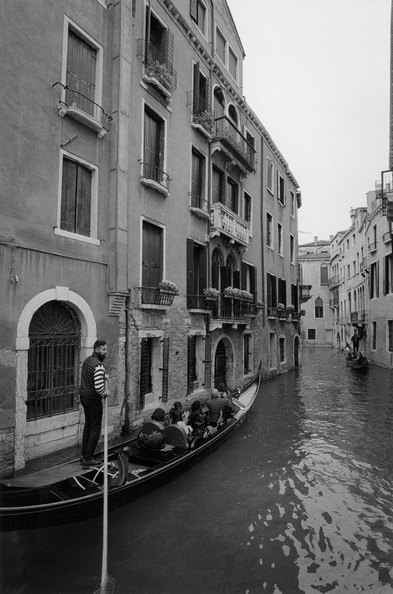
left=1, top=347, right=393, bottom=594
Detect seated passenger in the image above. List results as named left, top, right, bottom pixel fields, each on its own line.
left=206, top=389, right=234, bottom=427
left=188, top=400, right=207, bottom=433
left=217, top=382, right=230, bottom=399
left=138, top=408, right=166, bottom=451
left=169, top=401, right=183, bottom=424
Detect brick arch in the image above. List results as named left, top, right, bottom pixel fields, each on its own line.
left=14, top=286, right=97, bottom=471
left=212, top=334, right=235, bottom=390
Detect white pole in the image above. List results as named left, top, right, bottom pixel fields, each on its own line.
left=100, top=387, right=108, bottom=594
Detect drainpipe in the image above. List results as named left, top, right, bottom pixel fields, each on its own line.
left=259, top=135, right=266, bottom=327
left=121, top=290, right=132, bottom=434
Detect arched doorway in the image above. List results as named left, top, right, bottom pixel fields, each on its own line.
left=214, top=340, right=227, bottom=388
left=27, top=301, right=81, bottom=420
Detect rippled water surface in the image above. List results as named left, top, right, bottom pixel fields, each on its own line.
left=2, top=347, right=393, bottom=593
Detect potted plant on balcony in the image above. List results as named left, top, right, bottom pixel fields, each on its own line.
left=158, top=280, right=178, bottom=305
left=193, top=110, right=214, bottom=133
left=240, top=290, right=253, bottom=301
left=287, top=304, right=295, bottom=320
left=203, top=287, right=220, bottom=301
left=277, top=303, right=287, bottom=319
left=223, top=287, right=240, bottom=299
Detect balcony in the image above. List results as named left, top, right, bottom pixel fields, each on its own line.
left=368, top=241, right=378, bottom=253
left=189, top=193, right=209, bottom=220
left=210, top=202, right=250, bottom=246
left=138, top=287, right=177, bottom=307
left=53, top=83, right=112, bottom=138
left=140, top=162, right=170, bottom=196
left=211, top=116, right=256, bottom=173
left=137, top=39, right=177, bottom=100
left=299, top=285, right=312, bottom=302
left=328, top=275, right=340, bottom=288
left=383, top=231, right=392, bottom=243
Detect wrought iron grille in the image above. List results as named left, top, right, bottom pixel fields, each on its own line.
left=27, top=302, right=81, bottom=420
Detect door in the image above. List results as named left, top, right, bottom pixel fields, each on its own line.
left=214, top=340, right=226, bottom=388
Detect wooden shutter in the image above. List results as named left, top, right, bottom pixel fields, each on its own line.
left=166, top=30, right=174, bottom=69
left=76, top=164, right=91, bottom=237
left=162, top=337, right=169, bottom=403
left=199, top=245, right=207, bottom=293
left=61, top=159, right=77, bottom=232
left=187, top=238, right=195, bottom=297
left=193, top=62, right=200, bottom=114
left=250, top=266, right=256, bottom=301
left=190, top=0, right=198, bottom=21
left=376, top=260, right=380, bottom=298
left=241, top=262, right=248, bottom=290
left=142, top=222, right=163, bottom=287
left=139, top=338, right=149, bottom=409
left=233, top=270, right=240, bottom=289
left=144, top=108, right=160, bottom=177
left=383, top=256, right=386, bottom=295
left=187, top=335, right=196, bottom=394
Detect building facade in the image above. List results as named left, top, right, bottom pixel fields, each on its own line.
left=0, top=0, right=301, bottom=477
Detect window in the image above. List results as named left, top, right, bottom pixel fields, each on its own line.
left=290, top=190, right=295, bottom=216
left=290, top=235, right=295, bottom=263
left=269, top=332, right=276, bottom=368
left=244, top=192, right=252, bottom=223
left=320, top=264, right=328, bottom=285
left=244, top=333, right=252, bottom=374
left=212, top=166, right=224, bottom=204
left=193, top=62, right=210, bottom=119
left=277, top=223, right=283, bottom=255
left=228, top=47, right=238, bottom=80
left=277, top=173, right=285, bottom=205
left=372, top=321, right=377, bottom=350
left=27, top=302, right=80, bottom=420
left=142, top=221, right=163, bottom=287
left=143, top=105, right=167, bottom=190
left=216, top=28, right=226, bottom=63
left=388, top=321, right=393, bottom=352
left=370, top=261, right=379, bottom=298
left=308, top=329, right=316, bottom=340
left=143, top=10, right=175, bottom=95
left=58, top=153, right=98, bottom=242
left=241, top=262, right=256, bottom=298
left=187, top=238, right=207, bottom=301
left=267, top=158, right=274, bottom=192
left=278, top=277, right=286, bottom=306
left=190, top=0, right=206, bottom=34
left=266, top=213, right=273, bottom=248
left=191, top=148, right=206, bottom=210
left=279, top=337, right=285, bottom=363
left=267, top=273, right=277, bottom=312
left=315, top=297, right=324, bottom=318
left=384, top=254, right=393, bottom=294
left=66, top=29, right=97, bottom=117
left=227, top=178, right=238, bottom=214
left=187, top=335, right=197, bottom=392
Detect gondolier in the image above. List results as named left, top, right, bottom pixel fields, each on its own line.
left=79, top=340, right=109, bottom=468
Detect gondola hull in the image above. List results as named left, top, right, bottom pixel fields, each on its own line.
left=0, top=373, right=260, bottom=532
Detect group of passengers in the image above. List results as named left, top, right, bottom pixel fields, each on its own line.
left=142, top=383, right=235, bottom=449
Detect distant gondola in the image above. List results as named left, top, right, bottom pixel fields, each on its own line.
left=0, top=370, right=261, bottom=532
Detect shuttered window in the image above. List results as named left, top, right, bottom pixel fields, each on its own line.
left=187, top=238, right=207, bottom=296
left=191, top=149, right=204, bottom=208
left=142, top=221, right=163, bottom=288
left=146, top=11, right=174, bottom=69
left=61, top=158, right=92, bottom=237
left=162, top=337, right=169, bottom=403
left=66, top=30, right=96, bottom=116
left=139, top=338, right=152, bottom=409
left=190, top=0, right=206, bottom=33
left=144, top=107, right=164, bottom=182
left=187, top=335, right=197, bottom=394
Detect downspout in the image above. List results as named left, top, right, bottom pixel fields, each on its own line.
left=121, top=290, right=132, bottom=434
left=260, top=134, right=266, bottom=327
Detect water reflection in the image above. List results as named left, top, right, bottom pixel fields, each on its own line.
left=1, top=347, right=393, bottom=593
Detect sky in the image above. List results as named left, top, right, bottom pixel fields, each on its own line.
left=227, top=0, right=391, bottom=243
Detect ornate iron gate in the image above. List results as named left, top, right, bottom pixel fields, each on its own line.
left=27, top=302, right=81, bottom=420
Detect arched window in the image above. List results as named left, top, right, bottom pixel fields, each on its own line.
left=27, top=301, right=81, bottom=420
left=315, top=297, right=324, bottom=319
left=228, top=104, right=238, bottom=126
left=211, top=248, right=223, bottom=290
left=226, top=254, right=236, bottom=287
left=320, top=264, right=328, bottom=285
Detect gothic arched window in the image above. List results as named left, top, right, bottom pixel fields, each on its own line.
left=315, top=297, right=324, bottom=319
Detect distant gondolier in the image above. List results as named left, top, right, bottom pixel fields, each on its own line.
left=79, top=340, right=109, bottom=468
left=351, top=332, right=360, bottom=353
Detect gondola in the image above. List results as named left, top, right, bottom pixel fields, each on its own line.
left=0, top=370, right=260, bottom=532
left=345, top=352, right=369, bottom=369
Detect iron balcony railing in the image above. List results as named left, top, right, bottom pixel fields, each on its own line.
left=137, top=39, right=177, bottom=93
left=52, top=82, right=112, bottom=132
left=138, top=287, right=176, bottom=306
left=190, top=193, right=208, bottom=213
left=187, top=294, right=256, bottom=320
left=212, top=116, right=256, bottom=172
left=140, top=162, right=171, bottom=193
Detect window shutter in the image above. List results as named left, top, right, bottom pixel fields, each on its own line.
left=250, top=266, right=256, bottom=301
left=199, top=245, right=207, bottom=293
left=187, top=335, right=196, bottom=394
left=76, top=164, right=91, bottom=237
left=166, top=30, right=174, bottom=69
left=162, top=337, right=169, bottom=403
left=233, top=270, right=240, bottom=289
left=187, top=238, right=195, bottom=296
left=383, top=256, right=387, bottom=295
left=241, top=262, right=247, bottom=291
left=61, top=159, right=77, bottom=232
left=142, top=222, right=163, bottom=287
left=139, top=338, right=148, bottom=409
left=376, top=260, right=380, bottom=298
left=193, top=62, right=200, bottom=114
left=190, top=0, right=198, bottom=21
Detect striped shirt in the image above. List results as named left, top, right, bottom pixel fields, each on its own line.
left=94, top=364, right=106, bottom=397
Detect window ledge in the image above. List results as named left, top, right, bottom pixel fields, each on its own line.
left=54, top=227, right=100, bottom=245
left=189, top=206, right=210, bottom=220
left=139, top=303, right=168, bottom=311
left=140, top=177, right=169, bottom=197
left=58, top=104, right=108, bottom=138
left=142, top=73, right=172, bottom=101
left=191, top=122, right=212, bottom=140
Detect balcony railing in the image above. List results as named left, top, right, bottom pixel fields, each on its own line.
left=368, top=241, right=378, bottom=252
left=212, top=116, right=256, bottom=172
left=137, top=39, right=177, bottom=94
left=210, top=202, right=250, bottom=246
left=328, top=275, right=340, bottom=288
left=140, top=162, right=170, bottom=195
left=138, top=287, right=176, bottom=306
left=53, top=82, right=112, bottom=138
left=187, top=294, right=256, bottom=320
left=190, top=194, right=209, bottom=219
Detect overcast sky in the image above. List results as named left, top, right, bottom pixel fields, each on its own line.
left=228, top=0, right=391, bottom=243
